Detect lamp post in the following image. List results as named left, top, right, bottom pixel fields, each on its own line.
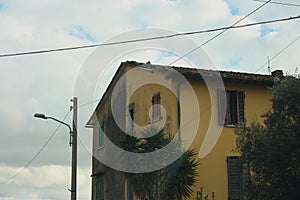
left=34, top=97, right=77, bottom=200
left=34, top=113, right=73, bottom=145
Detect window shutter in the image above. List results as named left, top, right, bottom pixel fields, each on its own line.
left=96, top=176, right=104, bottom=200
left=128, top=104, right=134, bottom=131
left=237, top=91, right=245, bottom=123
left=218, top=89, right=227, bottom=125
left=125, top=179, right=133, bottom=200
left=227, top=156, right=242, bottom=200
left=151, top=95, right=155, bottom=120
left=99, top=125, right=104, bottom=147
left=152, top=93, right=161, bottom=121
left=158, top=93, right=161, bottom=118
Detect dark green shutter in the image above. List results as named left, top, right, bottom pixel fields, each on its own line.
left=218, top=89, right=227, bottom=125
left=227, top=156, right=242, bottom=200
left=237, top=91, right=245, bottom=123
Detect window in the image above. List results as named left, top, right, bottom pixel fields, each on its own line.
left=218, top=90, right=245, bottom=125
left=125, top=178, right=133, bottom=200
left=128, top=104, right=134, bottom=131
left=95, top=175, right=104, bottom=200
left=227, top=156, right=249, bottom=200
left=227, top=156, right=242, bottom=200
left=98, top=124, right=104, bottom=148
left=152, top=93, right=161, bottom=122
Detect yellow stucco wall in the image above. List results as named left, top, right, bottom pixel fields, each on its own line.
left=125, top=64, right=272, bottom=199
left=125, top=65, right=179, bottom=137
left=188, top=81, right=271, bottom=199
left=128, top=83, right=178, bottom=135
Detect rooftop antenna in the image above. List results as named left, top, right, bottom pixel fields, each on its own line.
left=267, top=56, right=271, bottom=75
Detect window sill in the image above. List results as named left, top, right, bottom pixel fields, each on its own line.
left=150, top=116, right=163, bottom=124
left=224, top=123, right=247, bottom=128
left=97, top=146, right=104, bottom=150
left=224, top=124, right=237, bottom=128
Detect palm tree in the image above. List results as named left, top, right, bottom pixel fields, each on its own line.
left=161, top=150, right=199, bottom=200
left=118, top=127, right=199, bottom=200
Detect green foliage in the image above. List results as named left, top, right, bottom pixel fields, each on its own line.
left=161, top=149, right=199, bottom=200
left=235, top=76, right=300, bottom=200
left=118, top=127, right=199, bottom=200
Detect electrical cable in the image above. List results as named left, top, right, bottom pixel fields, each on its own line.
left=163, top=0, right=273, bottom=134
left=78, top=135, right=92, bottom=158
left=168, top=0, right=272, bottom=65
left=253, top=0, right=300, bottom=7
left=1, top=15, right=299, bottom=58
left=0, top=111, right=71, bottom=185
left=77, top=67, right=157, bottom=108
left=77, top=0, right=273, bottom=108
left=254, top=33, right=300, bottom=73
left=78, top=98, right=102, bottom=108
left=77, top=1, right=294, bottom=112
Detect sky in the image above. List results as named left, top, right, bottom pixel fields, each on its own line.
left=0, top=0, right=299, bottom=199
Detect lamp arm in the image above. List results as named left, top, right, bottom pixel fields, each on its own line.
left=47, top=117, right=73, bottom=146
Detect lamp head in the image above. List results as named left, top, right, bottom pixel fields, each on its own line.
left=34, top=113, right=47, bottom=119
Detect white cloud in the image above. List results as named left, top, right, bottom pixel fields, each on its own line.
left=0, top=0, right=299, bottom=199
left=0, top=165, right=91, bottom=199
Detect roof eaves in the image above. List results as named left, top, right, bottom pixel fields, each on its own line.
left=85, top=61, right=129, bottom=127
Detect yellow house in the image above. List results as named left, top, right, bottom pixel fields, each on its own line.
left=86, top=61, right=282, bottom=200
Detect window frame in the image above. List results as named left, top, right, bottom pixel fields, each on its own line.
left=125, top=178, right=133, bottom=200
left=151, top=92, right=162, bottom=122
left=227, top=156, right=242, bottom=200
left=98, top=123, right=104, bottom=149
left=218, top=89, right=245, bottom=126
left=128, top=103, right=135, bottom=131
left=227, top=156, right=249, bottom=200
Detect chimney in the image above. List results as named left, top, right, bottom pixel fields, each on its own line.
left=271, top=70, right=283, bottom=78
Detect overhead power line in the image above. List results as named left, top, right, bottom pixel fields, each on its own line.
left=168, top=0, right=271, bottom=65
left=0, top=15, right=300, bottom=58
left=0, top=111, right=71, bottom=185
left=254, top=33, right=300, bottom=73
left=77, top=0, right=272, bottom=108
left=253, top=0, right=300, bottom=7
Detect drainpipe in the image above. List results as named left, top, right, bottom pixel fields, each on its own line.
left=177, top=80, right=183, bottom=141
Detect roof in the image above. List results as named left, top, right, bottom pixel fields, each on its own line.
left=127, top=60, right=278, bottom=85
left=86, top=60, right=280, bottom=126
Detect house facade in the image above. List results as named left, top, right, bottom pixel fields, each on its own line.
left=86, top=61, right=281, bottom=200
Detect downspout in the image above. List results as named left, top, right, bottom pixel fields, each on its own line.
left=177, top=80, right=183, bottom=141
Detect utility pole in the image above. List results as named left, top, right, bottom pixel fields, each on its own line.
left=71, top=97, right=77, bottom=200
left=34, top=97, right=78, bottom=200
left=267, top=56, right=271, bottom=75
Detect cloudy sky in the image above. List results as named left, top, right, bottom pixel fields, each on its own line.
left=0, top=0, right=299, bottom=199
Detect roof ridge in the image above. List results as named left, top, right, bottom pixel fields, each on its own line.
left=125, top=60, right=273, bottom=76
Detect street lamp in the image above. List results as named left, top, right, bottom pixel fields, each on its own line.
left=34, top=113, right=73, bottom=146
left=34, top=101, right=77, bottom=200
